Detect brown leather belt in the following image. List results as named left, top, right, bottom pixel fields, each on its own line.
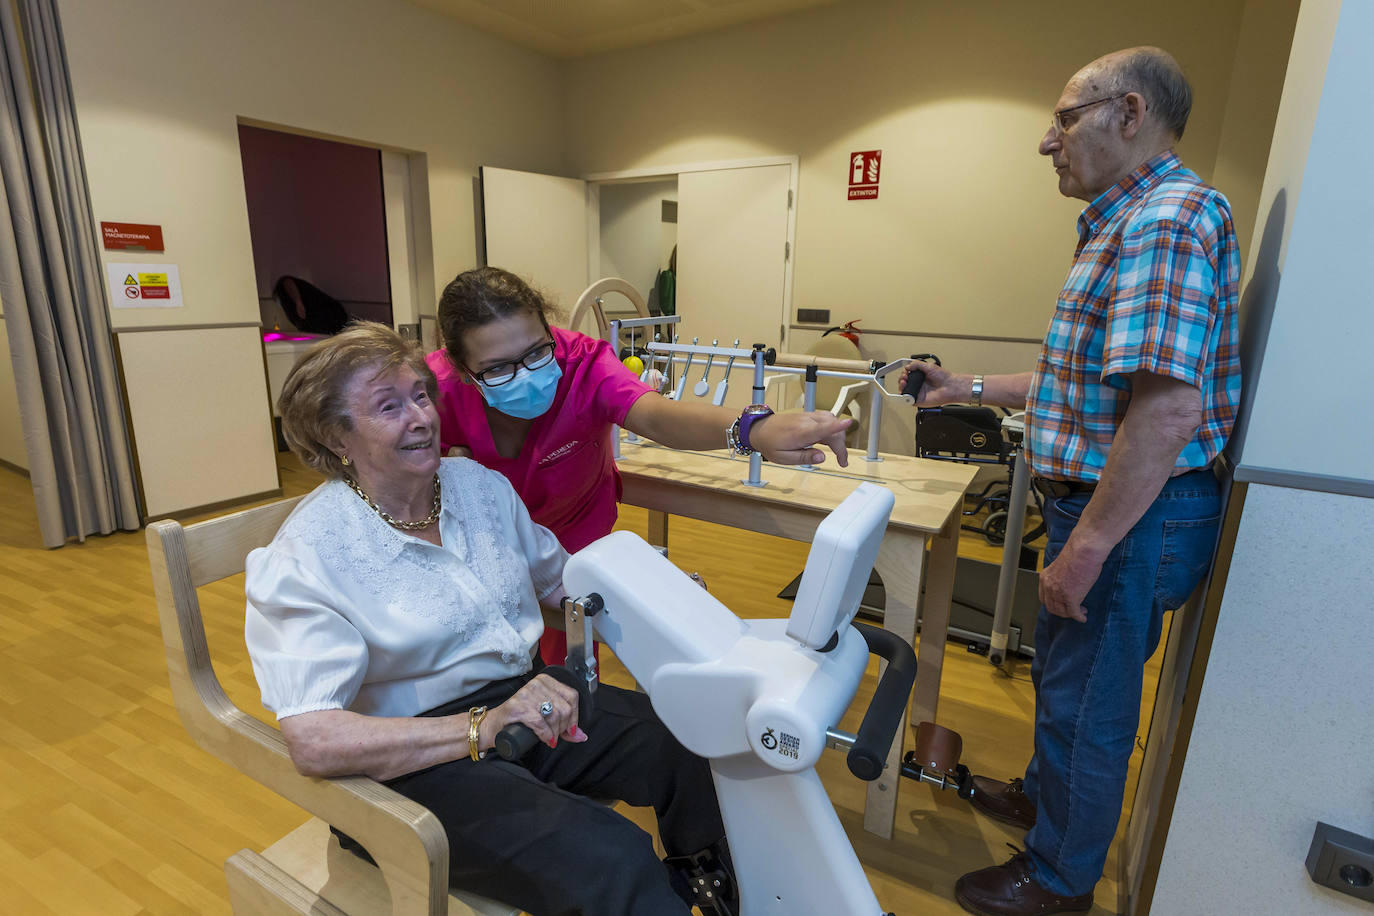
left=1032, top=477, right=1096, bottom=499
left=1032, top=466, right=1215, bottom=500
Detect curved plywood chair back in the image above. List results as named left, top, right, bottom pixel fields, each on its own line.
left=146, top=497, right=516, bottom=915
left=565, top=277, right=650, bottom=341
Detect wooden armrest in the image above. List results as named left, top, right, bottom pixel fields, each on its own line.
left=186, top=692, right=449, bottom=915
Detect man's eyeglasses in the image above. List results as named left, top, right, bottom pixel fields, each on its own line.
left=1050, top=93, right=1128, bottom=134
left=468, top=340, right=556, bottom=386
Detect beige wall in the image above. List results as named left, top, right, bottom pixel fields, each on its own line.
left=51, top=0, right=566, bottom=513
left=565, top=0, right=1292, bottom=454
left=598, top=180, right=678, bottom=303
left=565, top=0, right=1275, bottom=354
left=60, top=0, right=565, bottom=332
left=27, top=0, right=1301, bottom=505
left=0, top=316, right=27, bottom=471
left=1210, top=0, right=1304, bottom=270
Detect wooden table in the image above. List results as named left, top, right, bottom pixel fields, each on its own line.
left=613, top=441, right=977, bottom=838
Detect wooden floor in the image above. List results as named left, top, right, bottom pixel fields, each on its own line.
left=0, top=456, right=1163, bottom=915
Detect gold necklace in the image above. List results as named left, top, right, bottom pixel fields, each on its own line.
left=345, top=474, right=441, bottom=531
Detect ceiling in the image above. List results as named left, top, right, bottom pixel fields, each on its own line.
left=407, top=0, right=850, bottom=59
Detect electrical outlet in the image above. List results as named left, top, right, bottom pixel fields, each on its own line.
left=1307, top=821, right=1374, bottom=903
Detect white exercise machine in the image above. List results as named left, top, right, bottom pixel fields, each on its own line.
left=501, top=482, right=925, bottom=914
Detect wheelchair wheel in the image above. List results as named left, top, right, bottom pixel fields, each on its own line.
left=983, top=510, right=1009, bottom=546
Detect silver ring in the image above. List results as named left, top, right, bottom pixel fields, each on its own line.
left=539, top=701, right=554, bottom=717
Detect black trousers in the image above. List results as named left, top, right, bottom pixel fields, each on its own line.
left=356, top=668, right=725, bottom=916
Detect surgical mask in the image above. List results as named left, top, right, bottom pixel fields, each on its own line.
left=475, top=358, right=563, bottom=419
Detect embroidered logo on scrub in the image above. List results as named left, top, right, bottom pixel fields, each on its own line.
left=538, top=440, right=583, bottom=466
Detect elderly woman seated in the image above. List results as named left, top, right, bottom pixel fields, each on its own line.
left=245, top=322, right=731, bottom=915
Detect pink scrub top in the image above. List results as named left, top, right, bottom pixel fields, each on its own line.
left=425, top=326, right=653, bottom=556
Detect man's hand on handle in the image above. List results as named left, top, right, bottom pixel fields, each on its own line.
left=900, top=360, right=965, bottom=406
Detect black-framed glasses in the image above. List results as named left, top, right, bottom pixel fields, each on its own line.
left=467, top=339, right=556, bottom=386
left=1051, top=93, right=1128, bottom=134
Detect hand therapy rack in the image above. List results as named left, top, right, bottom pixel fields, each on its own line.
left=605, top=317, right=978, bottom=839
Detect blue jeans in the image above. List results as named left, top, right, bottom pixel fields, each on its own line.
left=1022, top=469, right=1221, bottom=896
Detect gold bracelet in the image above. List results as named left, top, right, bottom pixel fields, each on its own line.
left=468, top=706, right=489, bottom=762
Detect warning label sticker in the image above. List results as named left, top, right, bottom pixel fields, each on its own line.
left=106, top=262, right=183, bottom=309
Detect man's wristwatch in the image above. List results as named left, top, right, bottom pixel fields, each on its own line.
left=729, top=404, right=774, bottom=455
left=970, top=375, right=985, bottom=408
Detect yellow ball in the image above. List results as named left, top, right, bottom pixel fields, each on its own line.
left=622, top=355, right=645, bottom=376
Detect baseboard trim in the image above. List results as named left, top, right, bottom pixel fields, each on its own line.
left=0, top=457, right=30, bottom=478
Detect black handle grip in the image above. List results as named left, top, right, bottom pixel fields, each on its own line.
left=493, top=665, right=594, bottom=761
left=494, top=720, right=541, bottom=760
left=847, top=622, right=917, bottom=781
left=901, top=367, right=926, bottom=399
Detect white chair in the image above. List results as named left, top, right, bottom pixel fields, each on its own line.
left=146, top=498, right=520, bottom=916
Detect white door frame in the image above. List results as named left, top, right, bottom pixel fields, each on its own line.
left=584, top=156, right=799, bottom=351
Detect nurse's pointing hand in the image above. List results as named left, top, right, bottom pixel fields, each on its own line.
left=751, top=411, right=852, bottom=468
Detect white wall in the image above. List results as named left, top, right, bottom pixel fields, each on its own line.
left=1153, top=485, right=1374, bottom=914
left=1228, top=0, right=1372, bottom=480
left=55, top=0, right=565, bottom=513
left=1153, top=2, right=1374, bottom=912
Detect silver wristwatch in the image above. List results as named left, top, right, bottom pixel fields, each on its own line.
left=971, top=375, right=984, bottom=407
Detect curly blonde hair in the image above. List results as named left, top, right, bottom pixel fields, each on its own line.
left=278, top=322, right=437, bottom=479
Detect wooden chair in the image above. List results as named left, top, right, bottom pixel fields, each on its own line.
left=565, top=277, right=651, bottom=341
left=147, top=498, right=520, bottom=916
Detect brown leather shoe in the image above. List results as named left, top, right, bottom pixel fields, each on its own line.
left=955, top=850, right=1093, bottom=916
left=970, top=776, right=1037, bottom=831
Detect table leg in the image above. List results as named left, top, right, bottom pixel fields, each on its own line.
left=915, top=513, right=960, bottom=726
left=646, top=509, right=670, bottom=551
left=866, top=531, right=926, bottom=838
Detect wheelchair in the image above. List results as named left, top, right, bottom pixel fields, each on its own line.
left=911, top=361, right=1044, bottom=547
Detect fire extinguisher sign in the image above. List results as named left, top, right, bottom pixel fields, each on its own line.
left=848, top=150, right=881, bottom=201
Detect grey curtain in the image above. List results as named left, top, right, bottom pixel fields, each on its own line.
left=0, top=0, right=140, bottom=547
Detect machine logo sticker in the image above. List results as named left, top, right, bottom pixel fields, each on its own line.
left=759, top=727, right=801, bottom=760
left=970, top=432, right=988, bottom=448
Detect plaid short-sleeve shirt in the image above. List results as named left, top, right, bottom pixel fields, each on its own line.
left=1025, top=151, right=1241, bottom=482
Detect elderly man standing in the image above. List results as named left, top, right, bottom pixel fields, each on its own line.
left=905, top=47, right=1240, bottom=915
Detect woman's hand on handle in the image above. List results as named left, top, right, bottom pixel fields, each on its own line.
left=749, top=411, right=852, bottom=467
left=482, top=672, right=587, bottom=751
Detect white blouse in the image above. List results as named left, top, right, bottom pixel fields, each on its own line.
left=244, top=458, right=567, bottom=720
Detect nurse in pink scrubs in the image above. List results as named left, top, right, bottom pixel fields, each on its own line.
left=426, top=267, right=852, bottom=664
